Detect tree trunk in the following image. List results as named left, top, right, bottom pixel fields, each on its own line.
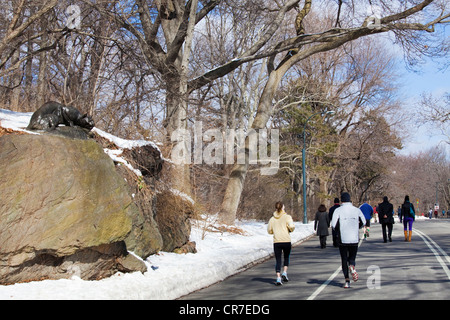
left=165, top=74, right=191, bottom=196
left=218, top=19, right=377, bottom=224
left=10, top=49, right=21, bottom=111
left=36, top=16, right=48, bottom=108
left=165, top=0, right=198, bottom=196
left=219, top=65, right=287, bottom=224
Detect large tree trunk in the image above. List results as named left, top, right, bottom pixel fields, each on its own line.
left=219, top=66, right=286, bottom=225
left=36, top=21, right=48, bottom=108
left=165, top=73, right=192, bottom=195
left=9, top=49, right=21, bottom=111
left=164, top=0, right=198, bottom=196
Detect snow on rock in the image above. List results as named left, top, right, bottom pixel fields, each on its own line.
left=0, top=108, right=162, bottom=177
left=92, top=127, right=161, bottom=153
left=0, top=109, right=32, bottom=130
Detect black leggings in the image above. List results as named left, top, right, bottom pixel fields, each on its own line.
left=339, top=244, right=358, bottom=279
left=273, top=242, right=291, bottom=273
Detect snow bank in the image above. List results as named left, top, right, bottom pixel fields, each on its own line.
left=0, top=220, right=314, bottom=300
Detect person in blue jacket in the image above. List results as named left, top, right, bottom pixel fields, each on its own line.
left=359, top=202, right=373, bottom=240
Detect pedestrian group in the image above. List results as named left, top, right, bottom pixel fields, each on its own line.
left=267, top=192, right=416, bottom=288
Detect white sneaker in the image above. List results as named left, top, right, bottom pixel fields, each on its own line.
left=349, top=265, right=359, bottom=281
left=276, top=277, right=283, bottom=286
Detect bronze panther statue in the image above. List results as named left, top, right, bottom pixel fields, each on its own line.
left=27, top=101, right=95, bottom=131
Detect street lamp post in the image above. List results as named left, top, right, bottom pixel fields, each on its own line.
left=302, top=110, right=335, bottom=224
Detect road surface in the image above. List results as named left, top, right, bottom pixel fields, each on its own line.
left=182, top=219, right=450, bottom=300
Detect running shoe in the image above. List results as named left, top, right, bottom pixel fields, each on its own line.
left=349, top=265, right=359, bottom=281
left=276, top=277, right=283, bottom=286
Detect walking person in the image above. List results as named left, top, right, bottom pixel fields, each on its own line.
left=331, top=192, right=366, bottom=288
left=267, top=201, right=295, bottom=285
left=399, top=195, right=415, bottom=242
left=378, top=196, right=394, bottom=243
left=328, top=198, right=340, bottom=247
left=373, top=205, right=378, bottom=223
left=359, top=202, right=373, bottom=240
left=314, top=204, right=330, bottom=249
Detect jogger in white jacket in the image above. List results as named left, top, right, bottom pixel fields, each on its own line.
left=331, top=192, right=366, bottom=288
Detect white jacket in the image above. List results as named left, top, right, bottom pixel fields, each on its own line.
left=331, top=202, right=366, bottom=244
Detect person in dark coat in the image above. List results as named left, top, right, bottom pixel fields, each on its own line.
left=314, top=204, right=330, bottom=249
left=378, top=196, right=394, bottom=243
left=400, top=195, right=415, bottom=241
left=328, top=198, right=340, bottom=247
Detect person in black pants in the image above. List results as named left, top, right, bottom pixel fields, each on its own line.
left=378, top=196, right=394, bottom=243
left=267, top=202, right=296, bottom=285
left=315, top=204, right=330, bottom=249
left=331, top=192, right=366, bottom=288
left=328, top=198, right=340, bottom=247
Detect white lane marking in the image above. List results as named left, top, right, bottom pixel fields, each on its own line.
left=414, top=228, right=450, bottom=280
left=307, top=239, right=363, bottom=300
left=307, top=265, right=341, bottom=300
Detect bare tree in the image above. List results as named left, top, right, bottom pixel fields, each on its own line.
left=0, top=0, right=60, bottom=110
left=219, top=0, right=449, bottom=224
left=388, top=146, right=450, bottom=213
left=418, top=92, right=450, bottom=144
left=268, top=32, right=404, bottom=219
left=82, top=0, right=306, bottom=195
left=0, top=0, right=59, bottom=64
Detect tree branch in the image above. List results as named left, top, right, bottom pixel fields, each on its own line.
left=189, top=0, right=449, bottom=94
left=0, top=0, right=59, bottom=56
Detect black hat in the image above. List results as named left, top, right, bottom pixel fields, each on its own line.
left=341, top=192, right=351, bottom=202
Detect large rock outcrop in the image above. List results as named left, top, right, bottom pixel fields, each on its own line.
left=0, top=133, right=146, bottom=284
left=92, top=133, right=165, bottom=259
left=93, top=132, right=195, bottom=258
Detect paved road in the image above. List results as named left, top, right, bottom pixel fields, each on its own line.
left=182, top=219, right=450, bottom=300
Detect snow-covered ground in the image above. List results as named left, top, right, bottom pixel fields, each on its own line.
left=0, top=108, right=315, bottom=300
left=0, top=218, right=314, bottom=300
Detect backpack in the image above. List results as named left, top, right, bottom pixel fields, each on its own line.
left=403, top=202, right=415, bottom=220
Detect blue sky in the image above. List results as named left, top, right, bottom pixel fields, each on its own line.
left=372, top=16, right=448, bottom=158
left=397, top=58, right=449, bottom=157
